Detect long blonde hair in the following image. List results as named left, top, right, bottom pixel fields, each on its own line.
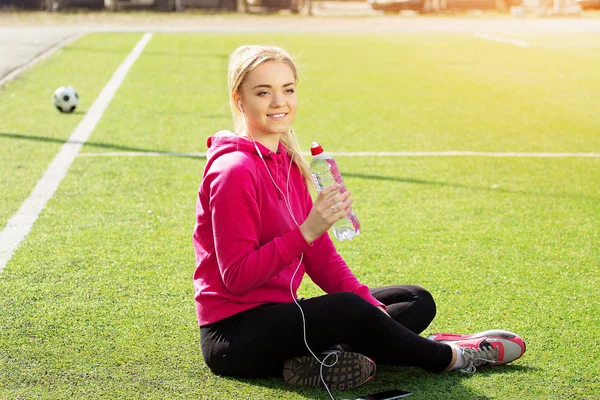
left=227, top=45, right=313, bottom=187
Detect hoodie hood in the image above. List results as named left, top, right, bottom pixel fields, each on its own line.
left=205, top=130, right=272, bottom=171
left=204, top=130, right=290, bottom=199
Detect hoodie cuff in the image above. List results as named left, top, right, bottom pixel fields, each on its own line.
left=278, top=226, right=312, bottom=264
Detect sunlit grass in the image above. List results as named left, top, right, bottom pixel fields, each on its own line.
left=0, top=32, right=598, bottom=399
left=0, top=33, right=143, bottom=229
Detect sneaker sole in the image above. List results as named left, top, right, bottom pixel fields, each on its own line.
left=427, top=329, right=519, bottom=341
left=429, top=330, right=526, bottom=356
left=283, top=352, right=374, bottom=391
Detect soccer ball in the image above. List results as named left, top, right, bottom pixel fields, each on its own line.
left=53, top=86, right=79, bottom=113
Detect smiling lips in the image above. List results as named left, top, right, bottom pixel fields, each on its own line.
left=267, top=112, right=287, bottom=121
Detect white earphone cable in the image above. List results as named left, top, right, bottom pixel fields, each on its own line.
left=239, top=107, right=337, bottom=400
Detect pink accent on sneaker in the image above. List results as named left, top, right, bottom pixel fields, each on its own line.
left=427, top=329, right=522, bottom=343
left=451, top=335, right=526, bottom=373
left=364, top=355, right=377, bottom=385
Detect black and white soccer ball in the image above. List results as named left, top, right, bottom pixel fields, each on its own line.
left=53, top=86, right=79, bottom=113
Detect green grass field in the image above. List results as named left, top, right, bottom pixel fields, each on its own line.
left=1, top=29, right=599, bottom=399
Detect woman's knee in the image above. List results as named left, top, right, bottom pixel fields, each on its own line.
left=408, top=285, right=437, bottom=320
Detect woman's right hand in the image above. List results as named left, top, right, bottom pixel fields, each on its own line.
left=299, top=183, right=353, bottom=244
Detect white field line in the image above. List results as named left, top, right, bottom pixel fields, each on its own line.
left=0, top=33, right=153, bottom=274
left=474, top=33, right=530, bottom=48
left=0, top=33, right=84, bottom=88
left=77, top=151, right=600, bottom=158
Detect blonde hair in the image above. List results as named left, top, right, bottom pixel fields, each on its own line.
left=227, top=45, right=313, bottom=187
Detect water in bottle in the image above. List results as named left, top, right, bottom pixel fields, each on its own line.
left=309, top=142, right=360, bottom=241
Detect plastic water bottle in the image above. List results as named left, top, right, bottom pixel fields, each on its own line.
left=309, top=142, right=360, bottom=241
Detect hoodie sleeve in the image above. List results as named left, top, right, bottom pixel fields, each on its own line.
left=206, top=153, right=310, bottom=296
left=301, top=186, right=384, bottom=309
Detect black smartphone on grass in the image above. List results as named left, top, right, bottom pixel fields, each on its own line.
left=355, top=389, right=413, bottom=400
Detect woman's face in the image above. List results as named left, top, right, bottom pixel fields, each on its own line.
left=236, top=61, right=297, bottom=141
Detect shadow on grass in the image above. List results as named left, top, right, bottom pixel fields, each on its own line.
left=343, top=172, right=598, bottom=202
left=56, top=110, right=86, bottom=115
left=0, top=132, right=206, bottom=160
left=220, top=375, right=327, bottom=400
left=224, top=364, right=525, bottom=400
left=469, top=364, right=539, bottom=375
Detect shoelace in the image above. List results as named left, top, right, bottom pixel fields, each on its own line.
left=460, top=344, right=499, bottom=374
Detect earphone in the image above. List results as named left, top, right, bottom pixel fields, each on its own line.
left=238, top=107, right=339, bottom=400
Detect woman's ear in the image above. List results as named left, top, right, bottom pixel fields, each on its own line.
left=233, top=93, right=242, bottom=111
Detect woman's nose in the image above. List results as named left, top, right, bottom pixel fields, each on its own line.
left=271, top=93, right=286, bottom=107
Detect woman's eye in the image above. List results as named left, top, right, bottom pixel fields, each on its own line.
left=286, top=88, right=295, bottom=93
left=257, top=91, right=269, bottom=96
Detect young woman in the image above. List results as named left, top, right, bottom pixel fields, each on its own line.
left=192, top=45, right=526, bottom=393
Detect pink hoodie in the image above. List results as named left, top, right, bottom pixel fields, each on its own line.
left=193, top=131, right=383, bottom=326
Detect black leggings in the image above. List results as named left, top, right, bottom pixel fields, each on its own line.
left=200, top=285, right=453, bottom=378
